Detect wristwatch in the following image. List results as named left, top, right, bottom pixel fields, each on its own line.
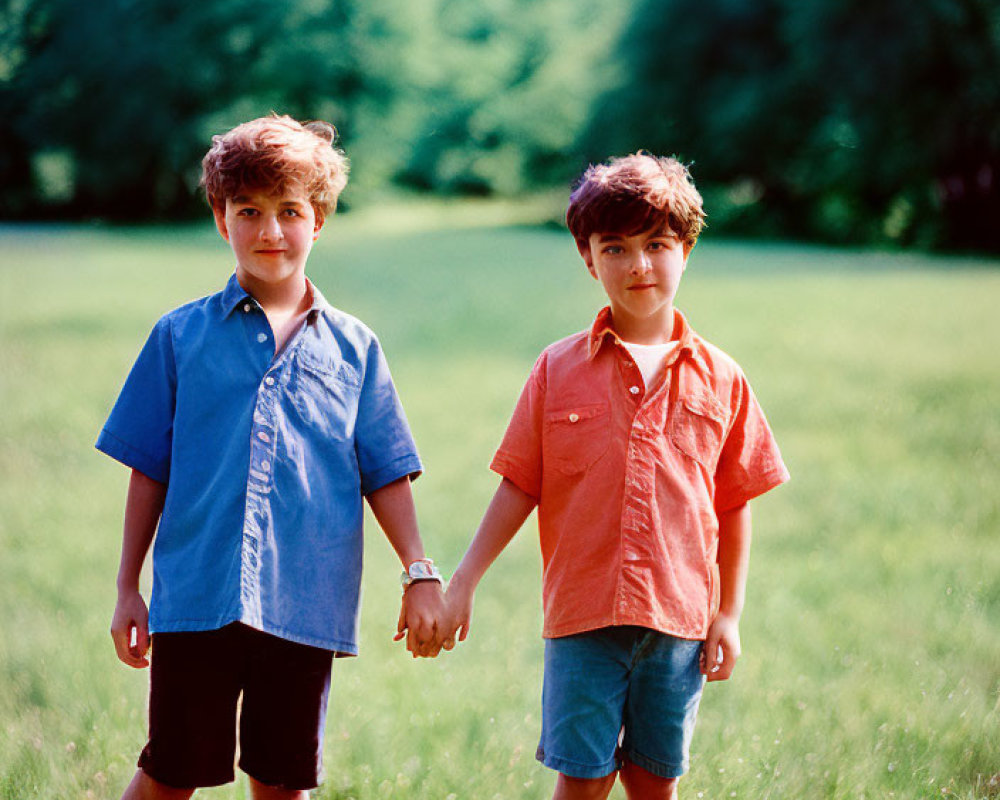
left=400, top=558, right=443, bottom=590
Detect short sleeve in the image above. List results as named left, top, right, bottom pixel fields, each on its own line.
left=490, top=352, right=547, bottom=499
left=95, top=316, right=177, bottom=483
left=355, top=336, right=422, bottom=495
left=713, top=372, right=790, bottom=514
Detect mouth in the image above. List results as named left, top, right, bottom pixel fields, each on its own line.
left=255, top=249, right=287, bottom=255
left=627, top=283, right=656, bottom=291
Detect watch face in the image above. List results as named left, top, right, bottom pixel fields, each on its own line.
left=410, top=561, right=435, bottom=580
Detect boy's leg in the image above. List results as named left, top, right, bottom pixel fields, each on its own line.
left=137, top=626, right=244, bottom=790
left=238, top=627, right=334, bottom=792
left=120, top=769, right=194, bottom=800
left=553, top=772, right=617, bottom=800
left=247, top=775, right=310, bottom=800
left=537, top=629, right=635, bottom=787
left=619, top=631, right=704, bottom=791
left=620, top=761, right=678, bottom=799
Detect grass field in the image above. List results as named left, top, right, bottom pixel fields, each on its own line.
left=1, top=202, right=998, bottom=799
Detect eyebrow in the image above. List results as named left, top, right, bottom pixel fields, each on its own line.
left=595, top=227, right=674, bottom=243
left=230, top=195, right=305, bottom=207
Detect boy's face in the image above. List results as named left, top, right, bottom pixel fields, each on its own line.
left=581, top=226, right=691, bottom=337
left=213, top=186, right=323, bottom=292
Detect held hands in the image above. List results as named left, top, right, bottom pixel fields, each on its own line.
left=701, top=612, right=741, bottom=682
left=394, top=581, right=454, bottom=658
left=110, top=589, right=151, bottom=668
left=394, top=573, right=474, bottom=658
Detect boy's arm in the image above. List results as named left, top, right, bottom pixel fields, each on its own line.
left=446, top=477, right=538, bottom=642
left=702, top=501, right=752, bottom=682
left=366, top=476, right=448, bottom=658
left=110, top=469, right=167, bottom=669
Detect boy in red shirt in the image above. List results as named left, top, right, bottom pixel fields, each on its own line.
left=444, top=154, right=789, bottom=799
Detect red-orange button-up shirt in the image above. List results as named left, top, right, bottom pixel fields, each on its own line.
left=491, top=307, right=789, bottom=641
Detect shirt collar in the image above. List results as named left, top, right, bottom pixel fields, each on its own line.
left=221, top=272, right=332, bottom=319
left=221, top=272, right=252, bottom=317
left=586, top=306, right=696, bottom=362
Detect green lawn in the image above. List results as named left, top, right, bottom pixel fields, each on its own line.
left=1, top=204, right=998, bottom=799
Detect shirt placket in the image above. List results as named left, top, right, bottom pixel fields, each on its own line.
left=618, top=350, right=663, bottom=613
left=238, top=300, right=280, bottom=629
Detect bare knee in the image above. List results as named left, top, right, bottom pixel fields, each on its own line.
left=248, top=775, right=310, bottom=800
left=553, top=771, right=617, bottom=800
left=121, top=770, right=195, bottom=800
left=620, top=759, right=678, bottom=800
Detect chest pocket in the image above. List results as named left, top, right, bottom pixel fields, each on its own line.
left=543, top=403, right=610, bottom=476
left=667, top=390, right=726, bottom=471
left=286, top=351, right=361, bottom=439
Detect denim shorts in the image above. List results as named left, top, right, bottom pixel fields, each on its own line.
left=536, top=626, right=705, bottom=779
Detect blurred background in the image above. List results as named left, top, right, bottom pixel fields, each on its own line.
left=2, top=0, right=998, bottom=251
left=3, top=3, right=1000, bottom=799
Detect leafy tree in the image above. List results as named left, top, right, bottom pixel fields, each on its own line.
left=0, top=0, right=373, bottom=218
left=582, top=0, right=1000, bottom=250
left=390, top=0, right=627, bottom=196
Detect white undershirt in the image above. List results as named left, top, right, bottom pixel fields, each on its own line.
left=622, top=340, right=680, bottom=390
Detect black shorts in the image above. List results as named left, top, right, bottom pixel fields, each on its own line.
left=138, top=623, right=334, bottom=790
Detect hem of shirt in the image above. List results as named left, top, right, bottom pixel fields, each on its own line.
left=542, top=615, right=708, bottom=642
left=149, top=616, right=358, bottom=657
left=254, top=618, right=358, bottom=658
left=489, top=455, right=540, bottom=500
left=715, top=465, right=790, bottom=514
left=361, top=453, right=423, bottom=496
left=95, top=428, right=170, bottom=484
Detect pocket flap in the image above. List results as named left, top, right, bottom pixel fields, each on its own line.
left=545, top=403, right=609, bottom=427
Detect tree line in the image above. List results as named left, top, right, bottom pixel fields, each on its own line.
left=2, top=0, right=997, bottom=250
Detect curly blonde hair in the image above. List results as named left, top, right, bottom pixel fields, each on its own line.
left=566, top=153, right=706, bottom=249
left=200, top=114, right=349, bottom=221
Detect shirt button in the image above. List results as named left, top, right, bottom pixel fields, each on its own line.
left=260, top=459, right=270, bottom=470
left=629, top=386, right=641, bottom=395
left=257, top=431, right=270, bottom=443
left=568, top=413, right=579, bottom=423
left=264, top=376, right=275, bottom=386
left=243, top=303, right=251, bottom=313
left=257, top=332, right=268, bottom=343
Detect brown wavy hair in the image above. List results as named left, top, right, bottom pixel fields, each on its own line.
left=200, top=114, right=349, bottom=221
left=566, top=153, right=706, bottom=250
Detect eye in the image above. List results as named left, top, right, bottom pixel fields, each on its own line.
left=236, top=207, right=259, bottom=217
left=602, top=245, right=624, bottom=255
left=282, top=208, right=301, bottom=217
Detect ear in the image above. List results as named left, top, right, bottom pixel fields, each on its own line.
left=682, top=240, right=694, bottom=270
left=577, top=239, right=598, bottom=279
left=212, top=205, right=230, bottom=242
left=313, top=213, right=325, bottom=241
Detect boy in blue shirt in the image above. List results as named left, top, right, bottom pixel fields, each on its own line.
left=97, top=114, right=447, bottom=800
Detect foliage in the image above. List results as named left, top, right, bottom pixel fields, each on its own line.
left=0, top=0, right=374, bottom=218
left=0, top=0, right=621, bottom=217
left=580, top=0, right=1000, bottom=250
left=1, top=213, right=999, bottom=797
left=1, top=0, right=999, bottom=249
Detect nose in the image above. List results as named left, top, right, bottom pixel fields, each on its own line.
left=630, top=250, right=652, bottom=275
left=259, top=214, right=282, bottom=243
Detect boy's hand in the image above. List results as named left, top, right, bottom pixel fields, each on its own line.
left=443, top=572, right=475, bottom=644
left=701, top=612, right=741, bottom=682
left=110, top=589, right=151, bottom=668
left=394, top=581, right=451, bottom=658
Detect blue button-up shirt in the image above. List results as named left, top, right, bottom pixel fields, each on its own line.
left=96, top=274, right=422, bottom=654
